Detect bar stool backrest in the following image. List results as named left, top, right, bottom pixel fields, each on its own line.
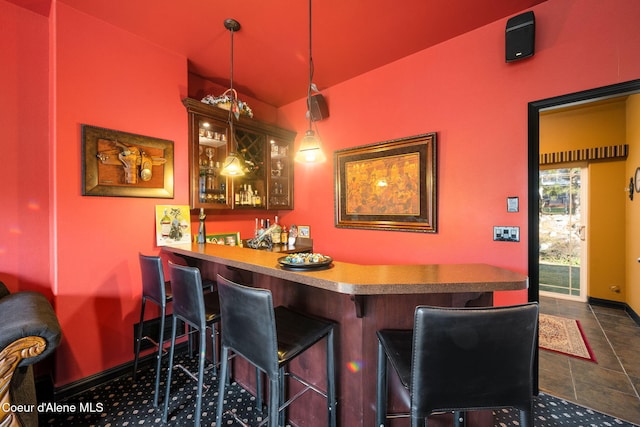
left=139, top=253, right=167, bottom=306
left=216, top=275, right=279, bottom=377
left=167, top=262, right=206, bottom=332
left=411, top=303, right=538, bottom=419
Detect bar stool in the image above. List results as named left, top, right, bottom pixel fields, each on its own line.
left=215, top=274, right=337, bottom=427
left=133, top=253, right=174, bottom=407
left=133, top=254, right=215, bottom=407
left=376, top=303, right=538, bottom=427
left=161, top=262, right=222, bottom=427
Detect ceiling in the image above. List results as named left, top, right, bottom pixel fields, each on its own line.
left=15, top=0, right=546, bottom=107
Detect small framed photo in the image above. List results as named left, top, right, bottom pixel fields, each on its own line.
left=507, top=196, right=519, bottom=213
left=298, top=225, right=310, bottom=238
left=206, top=232, right=241, bottom=246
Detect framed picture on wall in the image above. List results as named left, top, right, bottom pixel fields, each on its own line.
left=334, top=133, right=437, bottom=233
left=82, top=124, right=174, bottom=198
left=155, top=205, right=191, bottom=246
left=298, top=225, right=310, bottom=238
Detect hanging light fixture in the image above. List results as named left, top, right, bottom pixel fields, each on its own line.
left=220, top=18, right=245, bottom=177
left=294, top=0, right=327, bottom=164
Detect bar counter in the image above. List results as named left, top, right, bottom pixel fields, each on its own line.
left=162, top=243, right=528, bottom=426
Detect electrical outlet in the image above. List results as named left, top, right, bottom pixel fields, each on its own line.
left=493, top=226, right=520, bottom=242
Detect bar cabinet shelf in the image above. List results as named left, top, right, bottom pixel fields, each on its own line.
left=183, top=98, right=296, bottom=211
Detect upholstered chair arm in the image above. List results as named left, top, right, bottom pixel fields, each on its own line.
left=0, top=292, right=62, bottom=427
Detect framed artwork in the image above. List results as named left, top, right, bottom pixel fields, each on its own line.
left=298, top=225, right=310, bottom=238
left=82, top=124, right=174, bottom=198
left=206, top=232, right=241, bottom=246
left=155, top=205, right=191, bottom=246
left=335, top=133, right=437, bottom=232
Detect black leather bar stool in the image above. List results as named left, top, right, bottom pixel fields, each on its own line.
left=133, top=253, right=174, bottom=407
left=161, top=262, right=221, bottom=427
left=215, top=274, right=337, bottom=427
left=133, top=254, right=215, bottom=407
left=376, top=303, right=538, bottom=427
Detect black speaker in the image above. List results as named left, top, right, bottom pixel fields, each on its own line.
left=309, top=93, right=329, bottom=121
left=505, top=11, right=535, bottom=62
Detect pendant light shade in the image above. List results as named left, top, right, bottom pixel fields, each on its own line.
left=220, top=152, right=244, bottom=176
left=295, top=129, right=326, bottom=163
left=220, top=18, right=245, bottom=177
left=295, top=0, right=326, bottom=164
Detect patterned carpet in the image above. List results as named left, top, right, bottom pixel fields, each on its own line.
left=37, top=353, right=639, bottom=426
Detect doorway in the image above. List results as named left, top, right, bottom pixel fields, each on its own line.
left=527, top=79, right=640, bottom=393
left=539, top=166, right=587, bottom=301
left=527, top=78, right=640, bottom=305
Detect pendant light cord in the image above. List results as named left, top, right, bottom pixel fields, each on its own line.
left=228, top=26, right=236, bottom=151
left=307, top=0, right=314, bottom=130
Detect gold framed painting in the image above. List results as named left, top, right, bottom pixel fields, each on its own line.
left=334, top=133, right=437, bottom=232
left=82, top=124, right=174, bottom=198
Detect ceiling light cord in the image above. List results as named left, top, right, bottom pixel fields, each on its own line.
left=220, top=18, right=245, bottom=177
left=228, top=25, right=237, bottom=148
left=295, top=0, right=327, bottom=163
left=307, top=0, right=314, bottom=129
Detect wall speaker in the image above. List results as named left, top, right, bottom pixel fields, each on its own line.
left=505, top=11, right=535, bottom=62
left=309, top=93, right=329, bottom=121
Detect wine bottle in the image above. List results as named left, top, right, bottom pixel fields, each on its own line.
left=160, top=209, right=171, bottom=237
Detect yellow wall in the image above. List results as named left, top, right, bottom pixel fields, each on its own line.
left=589, top=161, right=626, bottom=301
left=540, top=99, right=628, bottom=302
left=626, top=95, right=640, bottom=314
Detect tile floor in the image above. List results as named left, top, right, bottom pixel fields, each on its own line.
left=539, top=295, right=640, bottom=424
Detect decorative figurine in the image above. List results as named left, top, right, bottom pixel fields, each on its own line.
left=197, top=208, right=206, bottom=244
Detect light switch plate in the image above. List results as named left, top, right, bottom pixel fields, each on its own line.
left=493, top=226, right=520, bottom=242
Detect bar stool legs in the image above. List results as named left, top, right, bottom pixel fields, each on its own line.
left=216, top=333, right=336, bottom=427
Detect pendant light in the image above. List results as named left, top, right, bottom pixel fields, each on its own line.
left=294, top=0, right=327, bottom=164
left=220, top=18, right=245, bottom=177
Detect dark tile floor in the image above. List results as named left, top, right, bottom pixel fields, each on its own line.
left=539, top=295, right=640, bottom=424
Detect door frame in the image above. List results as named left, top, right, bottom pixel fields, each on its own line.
left=528, top=78, right=640, bottom=305
left=528, top=80, right=640, bottom=393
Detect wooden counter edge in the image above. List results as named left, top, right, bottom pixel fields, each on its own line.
left=161, top=243, right=528, bottom=296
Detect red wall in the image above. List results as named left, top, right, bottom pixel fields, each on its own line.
left=0, top=1, right=51, bottom=295
left=3, top=0, right=640, bottom=387
left=275, top=0, right=640, bottom=296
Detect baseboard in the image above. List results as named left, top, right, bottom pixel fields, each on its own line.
left=588, top=297, right=640, bottom=327
left=52, top=342, right=189, bottom=401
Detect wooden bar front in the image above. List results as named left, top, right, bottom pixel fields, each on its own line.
left=162, top=243, right=528, bottom=427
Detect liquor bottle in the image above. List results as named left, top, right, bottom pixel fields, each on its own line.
left=246, top=185, right=253, bottom=206
left=199, top=170, right=206, bottom=203
left=281, top=225, right=288, bottom=244
left=254, top=217, right=259, bottom=238
left=160, top=209, right=171, bottom=237
left=272, top=216, right=282, bottom=244
left=239, top=185, right=246, bottom=206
